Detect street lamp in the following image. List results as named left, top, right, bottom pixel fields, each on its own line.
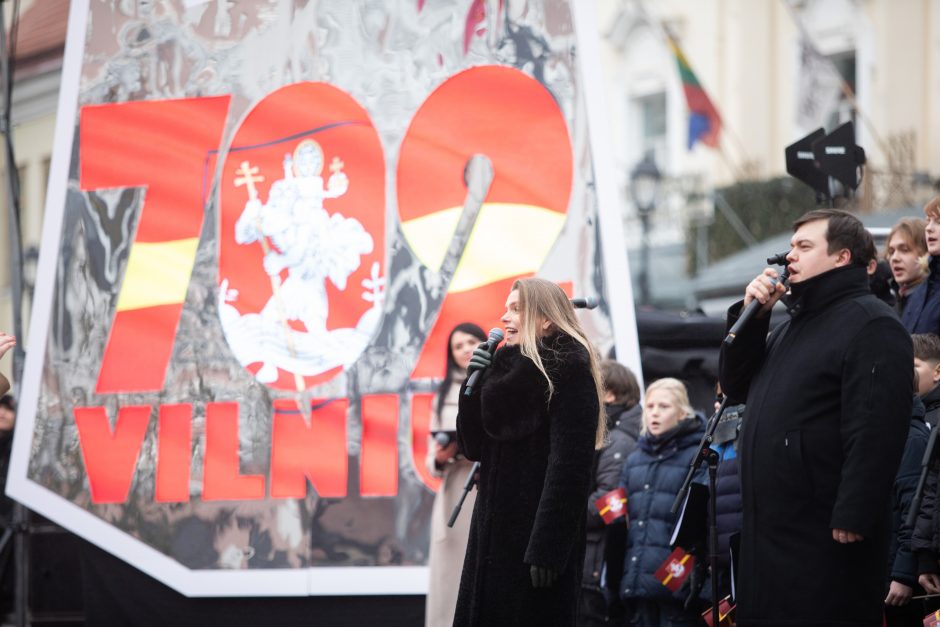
left=631, top=153, right=661, bottom=306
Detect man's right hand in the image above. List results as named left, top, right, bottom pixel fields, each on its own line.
left=743, top=268, right=787, bottom=317
left=920, top=573, right=940, bottom=594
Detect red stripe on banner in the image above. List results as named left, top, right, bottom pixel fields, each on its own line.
left=202, top=402, right=265, bottom=501
left=271, top=398, right=349, bottom=498
left=360, top=394, right=399, bottom=496
left=96, top=304, right=184, bottom=393
left=155, top=404, right=192, bottom=503
left=75, top=405, right=151, bottom=504
left=410, top=393, right=441, bottom=492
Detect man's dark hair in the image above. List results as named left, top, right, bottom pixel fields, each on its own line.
left=912, top=333, right=940, bottom=363
left=600, top=360, right=640, bottom=408
left=793, top=208, right=876, bottom=267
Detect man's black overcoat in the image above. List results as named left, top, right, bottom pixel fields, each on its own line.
left=719, top=265, right=913, bottom=627
left=454, top=333, right=599, bottom=626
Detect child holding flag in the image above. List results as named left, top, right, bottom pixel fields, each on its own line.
left=619, top=378, right=706, bottom=626
left=580, top=360, right=643, bottom=626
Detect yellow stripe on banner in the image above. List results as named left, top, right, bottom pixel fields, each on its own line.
left=400, top=203, right=567, bottom=293
left=116, top=238, right=200, bottom=311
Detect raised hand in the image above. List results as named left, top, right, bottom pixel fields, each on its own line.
left=743, top=267, right=787, bottom=316
left=0, top=333, right=15, bottom=360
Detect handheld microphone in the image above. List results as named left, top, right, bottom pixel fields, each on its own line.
left=463, top=328, right=504, bottom=397
left=723, top=280, right=780, bottom=347
left=723, top=252, right=790, bottom=347
left=570, top=296, right=599, bottom=310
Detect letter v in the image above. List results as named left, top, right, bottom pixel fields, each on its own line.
left=75, top=406, right=150, bottom=503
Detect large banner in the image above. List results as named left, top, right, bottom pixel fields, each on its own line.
left=13, top=0, right=640, bottom=596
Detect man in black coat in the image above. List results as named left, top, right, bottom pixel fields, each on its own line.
left=720, top=209, right=913, bottom=627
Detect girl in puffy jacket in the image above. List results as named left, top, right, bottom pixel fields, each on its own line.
left=619, top=378, right=706, bottom=627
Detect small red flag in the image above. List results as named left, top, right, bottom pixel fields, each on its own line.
left=594, top=488, right=628, bottom=524
left=923, top=609, right=940, bottom=627
left=702, top=596, right=735, bottom=627
left=654, top=547, right=695, bottom=592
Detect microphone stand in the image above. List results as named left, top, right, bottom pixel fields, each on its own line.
left=448, top=461, right=480, bottom=528
left=672, top=397, right=729, bottom=627
left=907, top=425, right=939, bottom=529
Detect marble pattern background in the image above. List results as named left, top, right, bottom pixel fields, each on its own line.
left=30, top=0, right=614, bottom=572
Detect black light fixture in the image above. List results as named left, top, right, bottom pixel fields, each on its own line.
left=630, top=152, right=661, bottom=305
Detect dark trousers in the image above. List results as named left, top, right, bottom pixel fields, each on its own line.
left=629, top=599, right=704, bottom=627
left=578, top=587, right=626, bottom=626
left=884, top=601, right=924, bottom=627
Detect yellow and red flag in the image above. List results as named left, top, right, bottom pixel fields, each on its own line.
left=594, top=487, right=628, bottom=524
left=654, top=546, right=695, bottom=592
left=923, top=609, right=940, bottom=627
left=702, top=596, right=735, bottom=627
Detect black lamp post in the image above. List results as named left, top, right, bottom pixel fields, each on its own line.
left=631, top=153, right=661, bottom=306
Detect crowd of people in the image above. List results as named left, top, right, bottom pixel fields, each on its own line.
left=421, top=200, right=940, bottom=626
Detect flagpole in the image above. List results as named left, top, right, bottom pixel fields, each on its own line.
left=632, top=1, right=750, bottom=180
left=780, top=0, right=895, bottom=172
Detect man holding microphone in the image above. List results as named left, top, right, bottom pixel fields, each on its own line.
left=719, top=209, right=912, bottom=627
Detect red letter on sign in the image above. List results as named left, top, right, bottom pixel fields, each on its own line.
left=75, top=405, right=151, bottom=503
left=410, top=393, right=441, bottom=492
left=80, top=95, right=231, bottom=394
left=202, top=402, right=265, bottom=501
left=360, top=394, right=399, bottom=497
left=155, top=404, right=193, bottom=503
left=270, top=398, right=349, bottom=498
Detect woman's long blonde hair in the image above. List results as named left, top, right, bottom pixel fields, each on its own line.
left=512, top=278, right=607, bottom=449
left=641, top=378, right=694, bottom=435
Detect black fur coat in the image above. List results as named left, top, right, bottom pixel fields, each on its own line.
left=454, top=332, right=599, bottom=626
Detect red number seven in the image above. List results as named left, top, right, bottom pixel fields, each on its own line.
left=80, top=96, right=231, bottom=393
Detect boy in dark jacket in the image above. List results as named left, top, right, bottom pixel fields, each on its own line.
left=580, top=360, right=642, bottom=626
left=914, top=333, right=940, bottom=426
left=912, top=334, right=940, bottom=598
left=902, top=197, right=940, bottom=334
left=885, top=386, right=929, bottom=627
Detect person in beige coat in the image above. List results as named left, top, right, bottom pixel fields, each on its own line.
left=425, top=323, right=486, bottom=627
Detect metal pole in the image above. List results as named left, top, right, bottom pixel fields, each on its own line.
left=0, top=0, right=23, bottom=385
left=0, top=2, right=28, bottom=624
left=639, top=212, right=651, bottom=305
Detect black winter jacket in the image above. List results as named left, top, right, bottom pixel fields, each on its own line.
left=912, top=386, right=940, bottom=575
left=712, top=404, right=744, bottom=574
left=618, top=416, right=706, bottom=603
left=583, top=403, right=641, bottom=594
left=720, top=265, right=913, bottom=627
left=888, top=395, right=928, bottom=587
left=455, top=333, right=599, bottom=627
left=902, top=256, right=940, bottom=333
left=924, top=384, right=940, bottom=428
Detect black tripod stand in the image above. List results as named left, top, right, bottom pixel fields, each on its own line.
left=672, top=397, right=728, bottom=627
left=448, top=462, right=479, bottom=528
